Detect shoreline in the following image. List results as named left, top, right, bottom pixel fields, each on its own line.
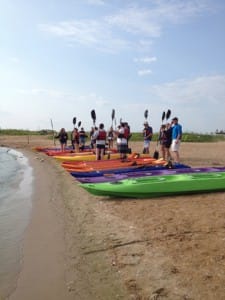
left=7, top=145, right=127, bottom=300
left=1, top=136, right=225, bottom=299
left=8, top=149, right=75, bottom=300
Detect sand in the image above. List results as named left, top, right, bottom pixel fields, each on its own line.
left=1, top=135, right=225, bottom=300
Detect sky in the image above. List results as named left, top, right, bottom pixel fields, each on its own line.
left=0, top=0, right=225, bottom=133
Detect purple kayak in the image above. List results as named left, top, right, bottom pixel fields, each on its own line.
left=76, top=166, right=225, bottom=183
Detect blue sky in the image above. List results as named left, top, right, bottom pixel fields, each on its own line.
left=0, top=0, right=225, bottom=133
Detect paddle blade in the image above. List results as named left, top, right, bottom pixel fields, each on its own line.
left=111, top=109, right=115, bottom=121
left=144, top=109, right=148, bottom=120
left=50, top=119, right=54, bottom=130
left=73, top=117, right=76, bottom=125
left=78, top=121, right=81, bottom=127
left=91, top=109, right=96, bottom=124
left=166, top=109, right=171, bottom=120
left=162, top=111, right=166, bottom=122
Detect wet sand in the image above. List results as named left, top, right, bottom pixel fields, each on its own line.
left=1, top=135, right=225, bottom=300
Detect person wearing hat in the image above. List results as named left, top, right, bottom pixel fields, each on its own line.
left=142, top=121, right=153, bottom=154
left=171, top=117, right=182, bottom=163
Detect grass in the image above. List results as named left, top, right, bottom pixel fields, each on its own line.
left=130, top=132, right=225, bottom=143
left=0, top=129, right=225, bottom=143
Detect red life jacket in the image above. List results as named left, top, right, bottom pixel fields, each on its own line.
left=124, top=127, right=130, bottom=139
left=97, top=130, right=106, bottom=140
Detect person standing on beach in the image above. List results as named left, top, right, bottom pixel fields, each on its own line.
left=165, top=123, right=172, bottom=160
left=79, top=127, right=87, bottom=151
left=95, top=123, right=107, bottom=160
left=158, top=123, right=172, bottom=160
left=115, top=123, right=128, bottom=160
left=142, top=121, right=153, bottom=154
left=171, top=117, right=182, bottom=163
left=107, top=126, right=114, bottom=149
left=90, top=127, right=96, bottom=149
left=158, top=124, right=167, bottom=160
left=71, top=127, right=80, bottom=152
left=124, top=122, right=132, bottom=151
left=55, top=128, right=68, bottom=152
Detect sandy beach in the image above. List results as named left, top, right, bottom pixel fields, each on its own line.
left=1, top=135, right=225, bottom=300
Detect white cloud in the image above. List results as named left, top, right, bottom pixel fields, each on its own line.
left=138, top=69, right=152, bottom=76
left=134, top=56, right=157, bottom=63
left=39, top=21, right=130, bottom=53
left=106, top=5, right=161, bottom=37
left=105, top=1, right=212, bottom=36
left=147, top=74, right=225, bottom=132
left=87, top=0, right=105, bottom=5
left=38, top=1, right=214, bottom=53
left=150, top=75, right=225, bottom=105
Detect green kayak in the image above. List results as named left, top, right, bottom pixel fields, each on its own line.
left=80, top=171, right=225, bottom=198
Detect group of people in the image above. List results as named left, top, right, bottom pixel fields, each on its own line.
left=143, top=117, right=182, bottom=163
left=55, top=126, right=88, bottom=152
left=55, top=116, right=182, bottom=162
left=89, top=122, right=131, bottom=160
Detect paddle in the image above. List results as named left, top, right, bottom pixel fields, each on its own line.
left=73, top=117, right=76, bottom=128
left=78, top=121, right=81, bottom=128
left=114, top=118, right=117, bottom=129
left=144, top=109, right=148, bottom=121
left=50, top=118, right=56, bottom=145
left=154, top=111, right=166, bottom=159
left=91, top=109, right=96, bottom=126
left=166, top=109, right=171, bottom=122
left=111, top=109, right=115, bottom=128
left=162, top=111, right=166, bottom=124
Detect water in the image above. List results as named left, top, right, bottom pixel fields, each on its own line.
left=0, top=147, right=33, bottom=299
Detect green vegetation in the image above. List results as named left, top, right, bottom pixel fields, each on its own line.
left=0, top=129, right=225, bottom=143
left=180, top=133, right=225, bottom=143
left=129, top=132, right=225, bottom=142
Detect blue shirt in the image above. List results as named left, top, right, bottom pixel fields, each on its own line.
left=172, top=124, right=182, bottom=140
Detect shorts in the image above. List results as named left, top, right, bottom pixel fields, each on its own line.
left=96, top=144, right=105, bottom=149
left=143, top=140, right=150, bottom=148
left=164, top=142, right=172, bottom=149
left=117, top=144, right=128, bottom=154
left=171, top=139, right=181, bottom=151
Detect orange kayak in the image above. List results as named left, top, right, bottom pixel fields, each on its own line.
left=62, top=157, right=167, bottom=172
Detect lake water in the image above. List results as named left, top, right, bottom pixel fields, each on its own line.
left=0, top=147, right=33, bottom=299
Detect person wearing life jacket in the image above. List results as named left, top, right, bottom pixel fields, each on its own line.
left=143, top=121, right=153, bottom=154
left=124, top=122, right=132, bottom=150
left=95, top=123, right=107, bottom=160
